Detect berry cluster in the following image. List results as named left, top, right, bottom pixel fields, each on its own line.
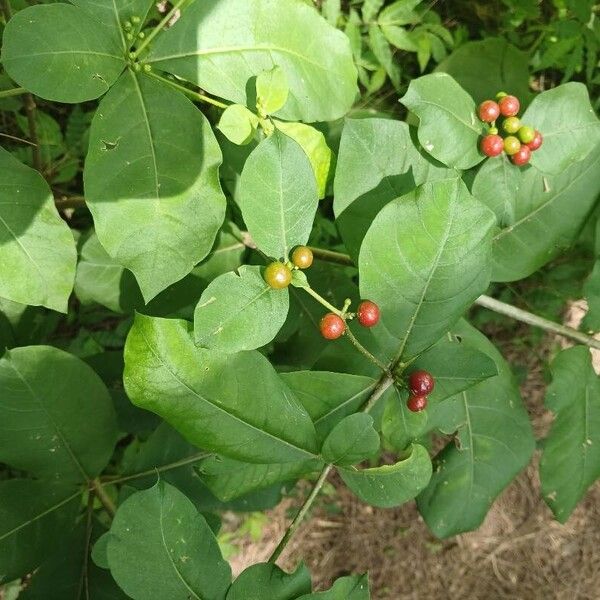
left=478, top=92, right=543, bottom=167
left=263, top=246, right=314, bottom=290
left=406, top=370, right=435, bottom=412
left=319, top=300, right=380, bottom=340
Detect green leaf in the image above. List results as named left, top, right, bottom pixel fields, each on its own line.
left=193, top=265, right=289, bottom=353
left=69, top=0, right=155, bottom=51
left=106, top=481, right=231, bottom=600
left=339, top=444, right=432, bottom=508
left=435, top=38, right=530, bottom=104
left=124, top=313, right=319, bottom=463
left=381, top=25, right=419, bottom=51
left=217, top=104, right=259, bottom=146
left=417, top=321, right=535, bottom=538
left=74, top=232, right=143, bottom=313
left=296, top=574, right=370, bottom=599
left=521, top=83, right=600, bottom=174
left=491, top=145, right=600, bottom=282
left=226, top=563, right=311, bottom=600
left=410, top=334, right=499, bottom=402
left=0, top=346, right=118, bottom=483
left=15, top=111, right=64, bottom=167
left=368, top=25, right=401, bottom=89
left=540, top=346, right=600, bottom=522
left=1, top=4, right=125, bottom=102
left=377, top=0, right=422, bottom=26
left=195, top=225, right=247, bottom=283
left=471, top=155, right=520, bottom=227
left=85, top=70, right=226, bottom=301
left=583, top=260, right=600, bottom=331
left=322, top=413, right=380, bottom=466
left=23, top=523, right=127, bottom=599
left=333, top=118, right=452, bottom=260
left=0, top=479, right=80, bottom=582
left=281, top=371, right=378, bottom=443
left=400, top=73, right=484, bottom=169
left=274, top=121, right=332, bottom=199
left=239, top=131, right=318, bottom=260
left=256, top=65, right=289, bottom=116
left=147, top=0, right=358, bottom=123
left=359, top=178, right=495, bottom=360
left=198, top=456, right=322, bottom=501
left=382, top=388, right=428, bottom=451
left=0, top=147, right=76, bottom=312
left=362, top=0, right=385, bottom=22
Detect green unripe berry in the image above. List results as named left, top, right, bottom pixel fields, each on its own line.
left=496, top=91, right=508, bottom=100
left=131, top=15, right=141, bottom=24
left=504, top=136, right=521, bottom=156
left=502, top=116, right=521, bottom=134
left=488, top=126, right=498, bottom=135
left=138, top=31, right=146, bottom=39
left=143, top=64, right=152, bottom=73
left=518, top=125, right=536, bottom=144
left=123, top=21, right=132, bottom=30
left=133, top=63, right=142, bottom=72
left=126, top=33, right=134, bottom=41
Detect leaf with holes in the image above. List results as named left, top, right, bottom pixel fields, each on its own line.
left=105, top=481, right=231, bottom=600
left=1, top=4, right=125, bottom=102
left=194, top=265, right=289, bottom=353
left=0, top=346, right=118, bottom=484
left=400, top=73, right=485, bottom=169
left=85, top=71, right=226, bottom=301
left=540, top=346, right=600, bottom=522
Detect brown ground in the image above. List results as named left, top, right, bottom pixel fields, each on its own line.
left=225, top=302, right=600, bottom=600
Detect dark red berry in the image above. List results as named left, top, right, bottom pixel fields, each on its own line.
left=498, top=95, right=520, bottom=117
left=357, top=300, right=380, bottom=327
left=526, top=130, right=543, bottom=151
left=291, top=246, right=313, bottom=269
left=264, top=262, right=292, bottom=289
left=478, top=100, right=500, bottom=123
left=407, top=394, right=427, bottom=413
left=408, top=370, right=435, bottom=395
left=320, top=313, right=345, bottom=340
left=481, top=134, right=504, bottom=157
left=511, top=145, right=531, bottom=166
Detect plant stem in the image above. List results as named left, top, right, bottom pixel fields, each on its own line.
left=268, top=464, right=332, bottom=563
left=268, top=372, right=394, bottom=563
left=344, top=325, right=390, bottom=373
left=308, top=246, right=354, bottom=267
left=90, top=478, right=116, bottom=518
left=0, top=86, right=27, bottom=99
left=131, top=0, right=187, bottom=59
left=475, top=294, right=600, bottom=350
left=23, top=93, right=42, bottom=171
left=54, top=195, right=87, bottom=210
left=145, top=70, right=227, bottom=109
left=99, top=452, right=211, bottom=486
left=302, top=285, right=344, bottom=316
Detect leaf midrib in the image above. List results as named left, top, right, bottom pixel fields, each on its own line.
left=139, top=328, right=318, bottom=461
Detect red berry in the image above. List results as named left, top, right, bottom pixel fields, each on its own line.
left=526, top=130, right=543, bottom=151
left=357, top=300, right=380, bottom=327
left=478, top=100, right=500, bottom=123
left=498, top=95, right=520, bottom=117
left=291, top=246, right=313, bottom=269
left=480, top=134, right=504, bottom=157
left=264, top=262, right=292, bottom=289
left=407, top=394, right=427, bottom=413
left=408, top=370, right=435, bottom=395
left=511, top=145, right=531, bottom=166
left=320, top=313, right=345, bottom=340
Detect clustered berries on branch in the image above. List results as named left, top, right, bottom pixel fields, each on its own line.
left=407, top=370, right=435, bottom=412
left=478, top=92, right=543, bottom=166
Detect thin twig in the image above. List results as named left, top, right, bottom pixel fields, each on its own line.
left=0, top=132, right=37, bottom=146
left=308, top=246, right=355, bottom=267
left=99, top=452, right=211, bottom=486
left=475, top=295, right=600, bottom=350
left=23, top=93, right=42, bottom=171
left=145, top=70, right=228, bottom=109
left=0, top=86, right=27, bottom=99
left=344, top=325, right=390, bottom=374
left=90, top=478, right=116, bottom=518
left=268, top=372, right=395, bottom=563
left=54, top=195, right=87, bottom=210
left=131, top=0, right=188, bottom=59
